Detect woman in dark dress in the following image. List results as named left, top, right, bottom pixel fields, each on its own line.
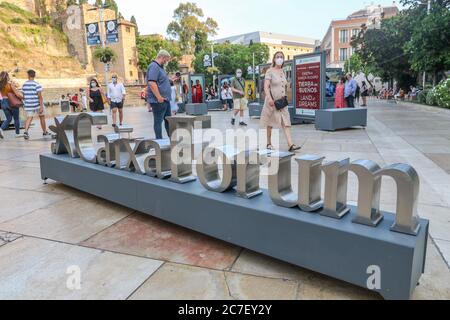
left=87, top=78, right=105, bottom=129
left=87, top=78, right=105, bottom=112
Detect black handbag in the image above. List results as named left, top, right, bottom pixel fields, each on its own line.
left=270, top=89, right=289, bottom=111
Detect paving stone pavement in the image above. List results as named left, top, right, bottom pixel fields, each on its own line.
left=0, top=99, right=449, bottom=300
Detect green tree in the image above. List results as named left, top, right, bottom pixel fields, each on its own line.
left=167, top=2, right=218, bottom=54
left=136, top=36, right=182, bottom=73
left=194, top=31, right=208, bottom=55
left=95, top=0, right=103, bottom=7
left=78, top=0, right=88, bottom=5
left=104, top=0, right=118, bottom=16
left=351, top=14, right=417, bottom=89
left=403, top=0, right=450, bottom=84
left=193, top=42, right=269, bottom=83
left=344, top=53, right=378, bottom=88
left=130, top=15, right=139, bottom=38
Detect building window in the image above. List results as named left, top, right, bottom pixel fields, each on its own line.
left=129, top=59, right=132, bottom=65
left=339, top=48, right=348, bottom=61
left=130, top=71, right=133, bottom=77
left=126, top=27, right=131, bottom=33
left=352, top=29, right=359, bottom=38
left=339, top=30, right=348, bottom=43
left=351, top=47, right=357, bottom=55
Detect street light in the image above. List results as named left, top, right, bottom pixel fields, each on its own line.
left=422, top=0, right=432, bottom=89
left=88, top=4, right=111, bottom=89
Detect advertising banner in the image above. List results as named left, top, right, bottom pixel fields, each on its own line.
left=86, top=23, right=101, bottom=46
left=245, top=80, right=256, bottom=101
left=295, top=55, right=322, bottom=116
left=105, top=20, right=119, bottom=44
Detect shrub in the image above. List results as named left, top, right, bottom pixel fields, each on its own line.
left=426, top=89, right=437, bottom=106
left=93, top=47, right=117, bottom=64
left=434, top=79, right=450, bottom=109
left=418, top=90, right=429, bottom=104
left=10, top=17, right=25, bottom=24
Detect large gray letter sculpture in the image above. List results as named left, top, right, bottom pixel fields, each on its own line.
left=196, top=146, right=239, bottom=192
left=49, top=114, right=81, bottom=157
left=97, top=134, right=120, bottom=167
left=350, top=160, right=383, bottom=227
left=74, top=113, right=108, bottom=164
left=144, top=139, right=172, bottom=179
left=268, top=152, right=298, bottom=208
left=296, top=155, right=325, bottom=212
left=236, top=151, right=263, bottom=199
left=321, top=159, right=351, bottom=219
left=49, top=113, right=423, bottom=237
left=379, top=164, right=421, bottom=235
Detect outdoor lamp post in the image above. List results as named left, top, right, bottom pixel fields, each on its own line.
left=422, top=0, right=432, bottom=89
left=88, top=4, right=111, bottom=89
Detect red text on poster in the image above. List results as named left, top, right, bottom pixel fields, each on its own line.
left=296, top=56, right=321, bottom=110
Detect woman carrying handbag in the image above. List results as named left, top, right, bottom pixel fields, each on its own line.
left=260, top=52, right=301, bottom=152
left=0, top=71, right=23, bottom=139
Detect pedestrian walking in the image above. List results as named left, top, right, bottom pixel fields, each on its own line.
left=22, top=70, right=50, bottom=140
left=0, top=71, right=23, bottom=139
left=87, top=78, right=105, bottom=130
left=221, top=83, right=233, bottom=111
left=335, top=77, right=347, bottom=109
left=260, top=51, right=301, bottom=152
left=361, top=81, right=369, bottom=107
left=79, top=88, right=87, bottom=111
left=344, top=73, right=358, bottom=108
left=107, top=74, right=126, bottom=127
left=170, top=80, right=179, bottom=115
left=147, top=50, right=173, bottom=140
left=230, top=69, right=248, bottom=126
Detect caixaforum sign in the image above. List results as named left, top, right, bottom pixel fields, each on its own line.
left=49, top=112, right=421, bottom=237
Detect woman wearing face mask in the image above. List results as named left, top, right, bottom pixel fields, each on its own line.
left=260, top=52, right=301, bottom=152
left=87, top=78, right=105, bottom=129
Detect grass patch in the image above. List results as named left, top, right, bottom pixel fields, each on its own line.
left=0, top=2, right=30, bottom=15
left=3, top=32, right=28, bottom=50
left=10, top=17, right=25, bottom=24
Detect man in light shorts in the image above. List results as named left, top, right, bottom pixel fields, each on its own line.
left=230, top=69, right=248, bottom=126
left=22, top=70, right=49, bottom=140
left=107, top=74, right=126, bottom=127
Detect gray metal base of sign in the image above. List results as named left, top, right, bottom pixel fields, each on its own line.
left=177, top=103, right=186, bottom=114
left=315, top=108, right=368, bottom=131
left=186, top=103, right=208, bottom=116
left=40, top=153, right=429, bottom=300
left=249, top=102, right=263, bottom=118
left=206, top=100, right=223, bottom=111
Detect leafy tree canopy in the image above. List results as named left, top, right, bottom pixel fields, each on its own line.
left=136, top=36, right=182, bottom=73
left=193, top=42, right=269, bottom=82
left=167, top=2, right=218, bottom=54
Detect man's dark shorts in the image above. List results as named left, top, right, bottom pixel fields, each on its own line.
left=111, top=101, right=124, bottom=109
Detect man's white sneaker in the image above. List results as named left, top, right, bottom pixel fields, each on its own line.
left=0, top=128, right=4, bottom=139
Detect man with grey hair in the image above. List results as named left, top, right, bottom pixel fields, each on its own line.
left=147, top=50, right=173, bottom=139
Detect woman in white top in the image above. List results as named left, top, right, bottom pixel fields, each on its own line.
left=170, top=80, right=179, bottom=115
left=221, top=83, right=233, bottom=111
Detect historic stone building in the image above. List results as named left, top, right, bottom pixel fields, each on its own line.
left=214, top=31, right=319, bottom=62
left=63, top=3, right=139, bottom=84
left=1, top=1, right=139, bottom=84
left=321, top=3, right=399, bottom=69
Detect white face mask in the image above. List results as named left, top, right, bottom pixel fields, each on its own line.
left=90, top=82, right=97, bottom=88
left=275, top=57, right=284, bottom=66
left=236, top=72, right=242, bottom=78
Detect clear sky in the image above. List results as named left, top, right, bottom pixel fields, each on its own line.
left=113, top=0, right=403, bottom=41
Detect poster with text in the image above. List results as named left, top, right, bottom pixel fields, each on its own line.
left=105, top=20, right=119, bottom=44
left=245, top=80, right=256, bottom=101
left=86, top=23, right=101, bottom=46
left=295, top=55, right=322, bottom=115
